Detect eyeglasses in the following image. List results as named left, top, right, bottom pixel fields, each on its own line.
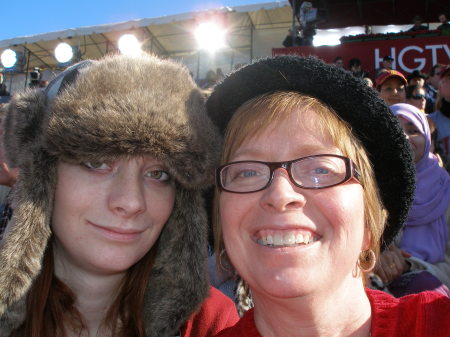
left=216, top=154, right=362, bottom=193
left=411, top=94, right=426, bottom=100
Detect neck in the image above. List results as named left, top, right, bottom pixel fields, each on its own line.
left=54, top=246, right=125, bottom=336
left=252, top=278, right=371, bottom=337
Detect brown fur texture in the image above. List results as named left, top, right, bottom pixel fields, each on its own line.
left=0, top=54, right=221, bottom=336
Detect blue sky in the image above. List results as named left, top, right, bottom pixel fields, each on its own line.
left=2, top=0, right=276, bottom=40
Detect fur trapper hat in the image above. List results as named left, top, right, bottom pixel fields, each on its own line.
left=206, top=55, right=415, bottom=249
left=0, top=53, right=221, bottom=336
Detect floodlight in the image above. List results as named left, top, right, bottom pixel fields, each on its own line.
left=195, top=22, right=227, bottom=52
left=1, top=49, right=17, bottom=68
left=118, top=34, right=142, bottom=56
left=55, top=43, right=74, bottom=64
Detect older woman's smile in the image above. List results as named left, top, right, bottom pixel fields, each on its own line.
left=254, top=228, right=321, bottom=247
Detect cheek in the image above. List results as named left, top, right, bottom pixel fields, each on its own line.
left=146, top=187, right=176, bottom=226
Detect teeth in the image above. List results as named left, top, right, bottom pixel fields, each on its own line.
left=304, top=234, right=310, bottom=244
left=257, top=232, right=316, bottom=247
left=274, top=234, right=283, bottom=245
left=286, top=233, right=295, bottom=245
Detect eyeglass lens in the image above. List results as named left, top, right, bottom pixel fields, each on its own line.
left=219, top=155, right=352, bottom=193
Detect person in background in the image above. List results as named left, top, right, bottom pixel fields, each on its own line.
left=430, top=65, right=450, bottom=170
left=374, top=103, right=450, bottom=298
left=348, top=58, right=369, bottom=78
left=216, top=68, right=225, bottom=82
left=407, top=15, right=428, bottom=32
left=201, top=70, right=218, bottom=90
left=425, top=64, right=444, bottom=113
left=0, top=54, right=238, bottom=337
left=207, top=56, right=450, bottom=337
left=376, top=55, right=394, bottom=76
left=333, top=56, right=344, bottom=68
left=437, top=12, right=450, bottom=31
left=376, top=69, right=407, bottom=106
left=406, top=85, right=427, bottom=112
left=407, top=70, right=427, bottom=87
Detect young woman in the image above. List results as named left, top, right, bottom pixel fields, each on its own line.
left=207, top=56, right=450, bottom=337
left=0, top=54, right=238, bottom=336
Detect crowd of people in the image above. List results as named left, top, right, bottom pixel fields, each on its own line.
left=0, top=43, right=449, bottom=337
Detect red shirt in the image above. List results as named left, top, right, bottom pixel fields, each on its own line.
left=216, top=289, right=450, bottom=337
left=182, top=287, right=239, bottom=337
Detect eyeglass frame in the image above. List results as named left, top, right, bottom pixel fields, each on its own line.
left=216, top=154, right=362, bottom=194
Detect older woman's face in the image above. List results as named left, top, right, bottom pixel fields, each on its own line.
left=219, top=109, right=368, bottom=299
left=379, top=78, right=406, bottom=106
left=52, top=156, right=175, bottom=277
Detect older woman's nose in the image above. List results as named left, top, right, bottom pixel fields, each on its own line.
left=259, top=169, right=306, bottom=212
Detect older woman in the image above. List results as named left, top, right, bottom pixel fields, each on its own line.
left=0, top=54, right=238, bottom=337
left=207, top=56, right=450, bottom=337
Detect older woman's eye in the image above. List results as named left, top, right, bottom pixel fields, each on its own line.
left=145, top=170, right=171, bottom=182
left=82, top=161, right=110, bottom=170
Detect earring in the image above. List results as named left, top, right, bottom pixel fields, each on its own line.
left=219, top=249, right=233, bottom=272
left=357, top=249, right=376, bottom=272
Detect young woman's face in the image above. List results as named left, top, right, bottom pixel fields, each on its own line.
left=379, top=78, right=406, bottom=106
left=52, top=156, right=175, bottom=276
left=406, top=88, right=426, bottom=111
left=397, top=116, right=426, bottom=163
left=219, top=109, right=368, bottom=299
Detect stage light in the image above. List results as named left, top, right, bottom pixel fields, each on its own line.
left=195, top=22, right=227, bottom=52
left=118, top=34, right=142, bottom=56
left=1, top=49, right=17, bottom=68
left=55, top=43, right=74, bottom=64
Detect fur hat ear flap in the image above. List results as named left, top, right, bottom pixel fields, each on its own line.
left=142, top=187, right=209, bottom=336
left=0, top=148, right=57, bottom=317
left=2, top=90, right=48, bottom=169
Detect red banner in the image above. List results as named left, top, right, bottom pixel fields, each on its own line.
left=273, top=35, right=450, bottom=78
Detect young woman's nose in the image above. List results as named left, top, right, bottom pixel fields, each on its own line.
left=260, top=168, right=306, bottom=212
left=108, top=169, right=146, bottom=217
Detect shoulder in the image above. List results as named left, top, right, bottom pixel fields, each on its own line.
left=367, top=288, right=450, bottom=336
left=216, top=308, right=261, bottom=337
left=182, top=287, right=239, bottom=337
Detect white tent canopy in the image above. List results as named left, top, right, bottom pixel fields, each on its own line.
left=0, top=1, right=293, bottom=77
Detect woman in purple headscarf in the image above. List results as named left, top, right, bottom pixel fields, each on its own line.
left=374, top=103, right=450, bottom=297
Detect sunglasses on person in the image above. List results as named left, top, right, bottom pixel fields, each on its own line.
left=216, top=154, right=362, bottom=193
left=411, top=94, right=426, bottom=100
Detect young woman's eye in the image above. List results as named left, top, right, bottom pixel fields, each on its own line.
left=145, top=170, right=171, bottom=182
left=82, top=161, right=110, bottom=170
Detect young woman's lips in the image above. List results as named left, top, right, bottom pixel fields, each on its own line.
left=88, top=221, right=144, bottom=242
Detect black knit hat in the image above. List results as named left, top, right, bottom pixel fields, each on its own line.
left=206, top=55, right=415, bottom=248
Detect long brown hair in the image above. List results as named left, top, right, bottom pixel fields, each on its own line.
left=10, top=237, right=156, bottom=337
